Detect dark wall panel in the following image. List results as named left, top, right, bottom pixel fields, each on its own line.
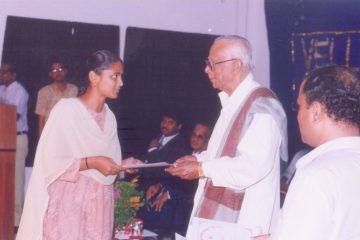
left=120, top=27, right=220, bottom=157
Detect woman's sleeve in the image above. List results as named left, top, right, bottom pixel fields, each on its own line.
left=57, top=158, right=81, bottom=182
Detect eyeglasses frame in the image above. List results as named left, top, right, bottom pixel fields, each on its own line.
left=205, top=58, right=240, bottom=70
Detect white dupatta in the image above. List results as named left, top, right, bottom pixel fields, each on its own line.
left=17, top=98, right=122, bottom=240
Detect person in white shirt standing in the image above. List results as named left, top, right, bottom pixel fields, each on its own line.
left=0, top=62, right=29, bottom=228
left=166, top=35, right=288, bottom=239
left=256, top=65, right=360, bottom=240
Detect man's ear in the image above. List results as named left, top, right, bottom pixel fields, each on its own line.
left=310, top=101, right=325, bottom=123
left=178, top=124, right=183, bottom=131
left=234, top=60, right=244, bottom=73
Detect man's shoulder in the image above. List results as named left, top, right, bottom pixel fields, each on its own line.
left=298, top=147, right=360, bottom=181
left=13, top=81, right=28, bottom=96
left=66, top=83, right=78, bottom=90
left=170, top=134, right=187, bottom=144
left=167, top=135, right=191, bottom=152
left=38, top=84, right=53, bottom=93
left=247, top=96, right=285, bottom=118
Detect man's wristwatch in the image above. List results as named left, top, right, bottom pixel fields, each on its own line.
left=198, top=162, right=205, bottom=178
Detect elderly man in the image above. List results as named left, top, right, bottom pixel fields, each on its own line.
left=0, top=63, right=29, bottom=227
left=166, top=35, right=287, bottom=238
left=141, top=122, right=211, bottom=237
left=190, top=122, right=211, bottom=154
left=256, top=65, right=360, bottom=240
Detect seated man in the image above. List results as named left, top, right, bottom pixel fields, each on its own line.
left=138, top=121, right=211, bottom=238
left=149, top=122, right=212, bottom=235
left=137, top=109, right=191, bottom=237
left=190, top=122, right=211, bottom=155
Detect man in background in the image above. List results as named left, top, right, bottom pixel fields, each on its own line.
left=35, top=59, right=78, bottom=137
left=256, top=65, right=360, bottom=239
left=145, top=122, right=212, bottom=237
left=167, top=35, right=288, bottom=238
left=190, top=122, right=211, bottom=154
left=137, top=109, right=191, bottom=238
left=0, top=62, right=29, bottom=228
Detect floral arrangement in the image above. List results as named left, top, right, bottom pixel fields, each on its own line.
left=114, top=177, right=145, bottom=228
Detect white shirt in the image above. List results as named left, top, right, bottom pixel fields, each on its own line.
left=0, top=81, right=29, bottom=131
left=273, top=137, right=360, bottom=240
left=188, top=74, right=286, bottom=237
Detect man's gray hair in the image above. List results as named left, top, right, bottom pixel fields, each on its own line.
left=214, top=35, right=254, bottom=71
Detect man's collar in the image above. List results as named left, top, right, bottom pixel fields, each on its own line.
left=218, top=73, right=255, bottom=108
left=296, top=136, right=360, bottom=170
left=5, top=80, right=17, bottom=88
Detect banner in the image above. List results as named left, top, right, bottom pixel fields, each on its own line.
left=290, top=30, right=360, bottom=106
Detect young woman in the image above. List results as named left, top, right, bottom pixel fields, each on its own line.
left=17, top=50, right=140, bottom=240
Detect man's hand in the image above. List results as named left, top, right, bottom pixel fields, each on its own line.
left=165, top=155, right=200, bottom=180
left=121, top=157, right=143, bottom=174
left=152, top=191, right=169, bottom=212
left=148, top=138, right=161, bottom=149
left=146, top=183, right=162, bottom=200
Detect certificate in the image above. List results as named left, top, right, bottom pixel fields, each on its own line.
left=122, top=162, right=173, bottom=169
left=188, top=217, right=252, bottom=240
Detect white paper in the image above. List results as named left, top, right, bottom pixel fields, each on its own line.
left=122, top=162, right=173, bottom=169
left=188, top=217, right=252, bottom=240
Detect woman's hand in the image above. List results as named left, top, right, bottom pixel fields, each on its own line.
left=86, top=156, right=122, bottom=176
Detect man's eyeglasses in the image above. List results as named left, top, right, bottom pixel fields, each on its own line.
left=191, top=132, right=207, bottom=141
left=205, top=58, right=240, bottom=70
left=50, top=68, right=64, bottom=73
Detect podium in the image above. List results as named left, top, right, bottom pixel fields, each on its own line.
left=0, top=103, right=16, bottom=240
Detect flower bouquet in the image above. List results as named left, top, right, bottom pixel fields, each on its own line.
left=114, top=177, right=145, bottom=233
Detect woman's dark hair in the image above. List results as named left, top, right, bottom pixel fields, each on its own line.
left=86, top=50, right=123, bottom=75
left=303, top=65, right=360, bottom=128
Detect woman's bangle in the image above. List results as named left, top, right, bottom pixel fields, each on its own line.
left=85, top=157, right=89, bottom=169
left=198, top=162, right=205, bottom=178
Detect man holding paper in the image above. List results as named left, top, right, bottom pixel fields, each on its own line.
left=166, top=35, right=287, bottom=239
